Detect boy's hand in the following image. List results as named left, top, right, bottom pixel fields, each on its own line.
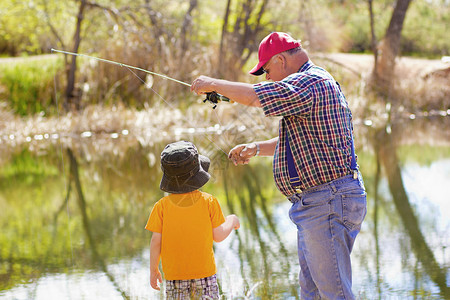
left=229, top=214, right=240, bottom=230
left=213, top=214, right=241, bottom=242
left=150, top=269, right=162, bottom=290
left=228, top=143, right=257, bottom=165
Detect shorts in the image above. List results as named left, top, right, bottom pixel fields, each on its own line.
left=166, top=274, right=219, bottom=299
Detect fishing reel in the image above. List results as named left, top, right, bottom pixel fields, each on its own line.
left=204, top=92, right=231, bottom=109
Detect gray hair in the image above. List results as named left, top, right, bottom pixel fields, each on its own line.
left=284, top=46, right=303, bottom=55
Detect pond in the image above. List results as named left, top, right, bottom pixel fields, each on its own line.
left=0, top=110, right=449, bottom=299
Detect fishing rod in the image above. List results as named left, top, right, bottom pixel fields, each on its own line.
left=51, top=48, right=230, bottom=108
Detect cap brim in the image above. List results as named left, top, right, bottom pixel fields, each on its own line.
left=249, top=59, right=270, bottom=76
left=160, top=155, right=211, bottom=194
left=249, top=67, right=264, bottom=76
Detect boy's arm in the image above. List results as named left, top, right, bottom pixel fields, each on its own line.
left=213, top=214, right=240, bottom=243
left=150, top=232, right=162, bottom=290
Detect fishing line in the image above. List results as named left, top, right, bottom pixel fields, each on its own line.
left=124, top=66, right=229, bottom=156
left=51, top=49, right=231, bottom=156
left=51, top=49, right=191, bottom=87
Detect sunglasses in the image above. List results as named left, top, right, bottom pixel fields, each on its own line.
left=261, top=54, right=283, bottom=74
left=261, top=58, right=274, bottom=74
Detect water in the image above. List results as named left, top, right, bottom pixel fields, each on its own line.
left=0, top=115, right=449, bottom=299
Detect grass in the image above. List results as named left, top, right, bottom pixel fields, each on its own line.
left=0, top=55, right=63, bottom=116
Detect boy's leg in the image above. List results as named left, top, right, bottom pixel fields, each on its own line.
left=166, top=279, right=191, bottom=300
left=192, top=275, right=219, bottom=299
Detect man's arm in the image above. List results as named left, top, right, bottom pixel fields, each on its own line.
left=191, top=76, right=261, bottom=107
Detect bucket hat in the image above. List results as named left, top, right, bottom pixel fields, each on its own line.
left=249, top=32, right=302, bottom=76
left=160, top=141, right=211, bottom=194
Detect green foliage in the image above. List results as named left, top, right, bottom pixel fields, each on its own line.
left=0, top=0, right=41, bottom=54
left=0, top=0, right=84, bottom=55
left=340, top=0, right=449, bottom=56
left=0, top=0, right=448, bottom=115
left=401, top=0, right=450, bottom=56
left=1, top=0, right=448, bottom=57
left=0, top=56, right=63, bottom=115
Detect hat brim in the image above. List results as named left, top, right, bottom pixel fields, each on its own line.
left=160, top=155, right=211, bottom=194
left=249, top=59, right=269, bottom=76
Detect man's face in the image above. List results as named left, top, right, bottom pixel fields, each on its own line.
left=262, top=53, right=289, bottom=81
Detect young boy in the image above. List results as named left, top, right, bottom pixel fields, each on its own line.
left=145, top=141, right=240, bottom=299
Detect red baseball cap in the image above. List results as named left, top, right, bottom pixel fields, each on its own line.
left=249, top=32, right=301, bottom=76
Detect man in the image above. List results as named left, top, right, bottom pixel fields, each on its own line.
left=191, top=32, right=367, bottom=299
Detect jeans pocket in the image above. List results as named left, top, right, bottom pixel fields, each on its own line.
left=342, top=191, right=367, bottom=230
left=300, top=189, right=332, bottom=207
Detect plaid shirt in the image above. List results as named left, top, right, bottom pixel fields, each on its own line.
left=254, top=60, right=356, bottom=197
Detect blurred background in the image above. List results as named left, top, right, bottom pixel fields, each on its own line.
left=0, top=0, right=449, bottom=299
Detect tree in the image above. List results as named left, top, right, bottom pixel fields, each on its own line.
left=371, top=0, right=413, bottom=98
left=218, top=0, right=269, bottom=80
left=368, top=0, right=378, bottom=69
left=64, top=0, right=87, bottom=110
left=42, top=0, right=124, bottom=110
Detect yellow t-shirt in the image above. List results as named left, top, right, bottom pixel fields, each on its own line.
left=145, top=190, right=225, bottom=280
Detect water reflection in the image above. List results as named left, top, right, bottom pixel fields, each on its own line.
left=66, top=148, right=129, bottom=298
left=0, top=117, right=449, bottom=299
left=372, top=127, right=449, bottom=299
left=217, top=165, right=298, bottom=298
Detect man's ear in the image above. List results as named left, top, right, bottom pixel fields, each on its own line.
left=278, top=53, right=287, bottom=70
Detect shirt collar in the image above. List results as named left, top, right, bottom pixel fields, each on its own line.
left=298, top=60, right=314, bottom=73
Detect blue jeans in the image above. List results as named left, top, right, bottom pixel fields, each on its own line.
left=288, top=173, right=366, bottom=300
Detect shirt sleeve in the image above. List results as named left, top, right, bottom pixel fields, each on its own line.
left=145, top=200, right=163, bottom=233
left=208, top=196, right=226, bottom=228
left=254, top=77, right=313, bottom=117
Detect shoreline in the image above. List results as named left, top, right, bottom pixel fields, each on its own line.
left=1, top=53, right=448, bottom=152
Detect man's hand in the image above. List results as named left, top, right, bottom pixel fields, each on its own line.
left=228, top=143, right=258, bottom=166
left=191, top=75, right=215, bottom=95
